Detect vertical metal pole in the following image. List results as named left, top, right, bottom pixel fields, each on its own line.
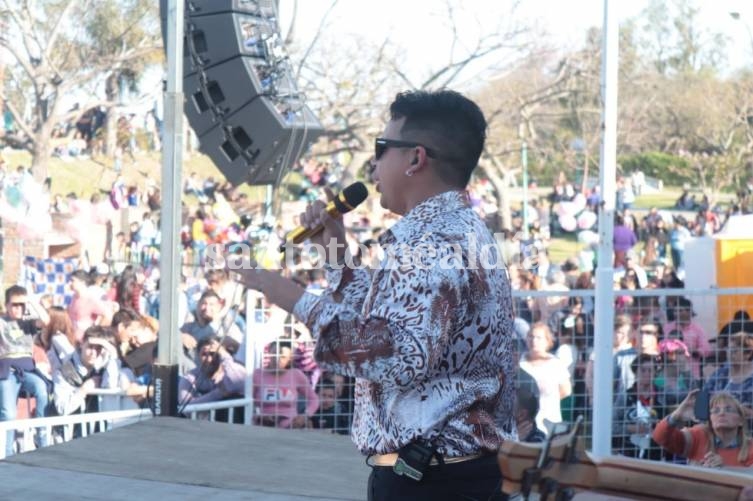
left=522, top=141, right=529, bottom=240
left=243, top=292, right=255, bottom=426
left=592, top=0, right=619, bottom=459
left=154, top=0, right=184, bottom=417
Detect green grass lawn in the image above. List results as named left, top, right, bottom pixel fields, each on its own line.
left=3, top=149, right=272, bottom=204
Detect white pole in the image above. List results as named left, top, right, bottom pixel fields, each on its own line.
left=157, top=0, right=184, bottom=369
left=592, top=0, right=619, bottom=459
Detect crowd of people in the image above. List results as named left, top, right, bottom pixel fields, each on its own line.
left=2, top=152, right=753, bottom=470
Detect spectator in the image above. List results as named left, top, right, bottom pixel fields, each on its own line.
left=252, top=340, right=319, bottom=429
left=614, top=354, right=667, bottom=459
left=519, top=323, right=572, bottom=434
left=114, top=266, right=145, bottom=315
left=205, top=269, right=246, bottom=333
left=310, top=377, right=350, bottom=435
left=516, top=369, right=546, bottom=443
left=0, top=286, right=50, bottom=454
left=613, top=213, right=637, bottom=268
left=49, top=326, right=122, bottom=416
left=67, top=269, right=110, bottom=341
left=624, top=253, right=648, bottom=289
left=705, top=330, right=753, bottom=418
left=180, top=289, right=244, bottom=365
left=636, top=321, right=661, bottom=356
left=655, top=338, right=693, bottom=408
left=669, top=217, right=691, bottom=271
left=586, top=314, right=636, bottom=404
left=653, top=390, right=753, bottom=467
left=177, top=335, right=246, bottom=407
left=663, top=297, right=711, bottom=379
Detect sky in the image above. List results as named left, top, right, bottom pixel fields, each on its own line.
left=278, top=0, right=753, bottom=78
left=100, top=0, right=753, bottom=116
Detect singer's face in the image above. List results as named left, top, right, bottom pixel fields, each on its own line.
left=373, top=119, right=410, bottom=214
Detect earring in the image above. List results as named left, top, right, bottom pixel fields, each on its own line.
left=405, top=170, right=414, bottom=177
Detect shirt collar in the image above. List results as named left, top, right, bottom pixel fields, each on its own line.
left=714, top=435, right=739, bottom=449
left=378, top=190, right=470, bottom=247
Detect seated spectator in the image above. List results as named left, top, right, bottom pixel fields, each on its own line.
left=310, top=377, right=350, bottom=435
left=177, top=335, right=246, bottom=408
left=614, top=354, right=667, bottom=460
left=519, top=323, right=572, bottom=434
left=653, top=390, right=753, bottom=467
left=110, top=308, right=143, bottom=361
left=50, top=326, right=122, bottom=416
left=0, top=285, right=50, bottom=455
left=252, top=340, right=318, bottom=429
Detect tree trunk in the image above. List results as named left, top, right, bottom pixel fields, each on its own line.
left=31, top=133, right=52, bottom=183
left=105, top=73, right=119, bottom=157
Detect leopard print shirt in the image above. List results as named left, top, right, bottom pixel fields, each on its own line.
left=293, top=190, right=516, bottom=456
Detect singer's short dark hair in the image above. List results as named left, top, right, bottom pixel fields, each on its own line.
left=390, top=89, right=487, bottom=188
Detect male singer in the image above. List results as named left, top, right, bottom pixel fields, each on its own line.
left=232, top=90, right=515, bottom=500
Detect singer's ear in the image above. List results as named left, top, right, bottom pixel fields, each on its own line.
left=411, top=156, right=419, bottom=165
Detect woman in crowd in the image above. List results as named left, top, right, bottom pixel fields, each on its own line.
left=519, top=323, right=572, bottom=434
left=653, top=390, right=753, bottom=467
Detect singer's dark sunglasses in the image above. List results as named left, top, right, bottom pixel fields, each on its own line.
left=374, top=137, right=439, bottom=161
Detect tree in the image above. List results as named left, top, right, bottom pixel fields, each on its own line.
left=0, top=0, right=161, bottom=180
left=284, top=0, right=534, bottom=190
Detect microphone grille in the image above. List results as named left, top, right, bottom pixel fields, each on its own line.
left=338, top=182, right=369, bottom=212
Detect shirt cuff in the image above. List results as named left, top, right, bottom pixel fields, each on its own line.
left=293, top=291, right=323, bottom=326
left=666, top=414, right=681, bottom=427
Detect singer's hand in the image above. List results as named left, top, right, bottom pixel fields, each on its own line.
left=301, top=187, right=347, bottom=262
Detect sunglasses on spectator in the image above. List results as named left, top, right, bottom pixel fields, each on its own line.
left=639, top=329, right=657, bottom=335
left=710, top=406, right=739, bottom=415
left=9, top=302, right=26, bottom=308
left=374, top=138, right=439, bottom=161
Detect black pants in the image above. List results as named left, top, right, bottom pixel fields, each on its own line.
left=367, top=454, right=507, bottom=501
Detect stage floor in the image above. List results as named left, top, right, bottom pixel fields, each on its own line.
left=0, top=417, right=369, bottom=500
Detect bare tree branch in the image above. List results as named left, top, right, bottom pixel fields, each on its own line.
left=294, top=0, right=339, bottom=82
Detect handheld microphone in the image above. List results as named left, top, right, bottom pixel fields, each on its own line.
left=279, top=182, right=369, bottom=251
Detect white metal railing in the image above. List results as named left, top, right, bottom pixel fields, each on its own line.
left=0, top=408, right=153, bottom=460
left=181, top=397, right=253, bottom=424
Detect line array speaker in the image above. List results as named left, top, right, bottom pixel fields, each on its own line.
left=160, top=0, right=324, bottom=185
